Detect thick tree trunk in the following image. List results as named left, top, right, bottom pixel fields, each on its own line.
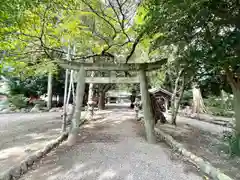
left=172, top=77, right=185, bottom=125
left=233, top=87, right=240, bottom=135
left=139, top=69, right=156, bottom=144
left=192, top=83, right=207, bottom=114
left=226, top=70, right=240, bottom=150
left=62, top=69, right=69, bottom=132
left=67, top=66, right=85, bottom=146
left=98, top=91, right=105, bottom=110
left=47, top=72, right=53, bottom=109
left=233, top=88, right=240, bottom=151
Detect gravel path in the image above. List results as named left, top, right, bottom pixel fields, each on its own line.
left=0, top=112, right=62, bottom=172
left=21, top=106, right=203, bottom=180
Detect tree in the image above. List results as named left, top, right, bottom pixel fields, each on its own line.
left=143, top=0, right=240, bottom=138
left=191, top=83, right=207, bottom=114
left=1, top=0, right=162, bottom=144
left=8, top=76, right=48, bottom=97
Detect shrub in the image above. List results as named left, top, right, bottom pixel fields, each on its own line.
left=8, top=94, right=29, bottom=109
left=223, top=131, right=240, bottom=156
left=204, top=95, right=234, bottom=117
left=204, top=95, right=233, bottom=111
left=180, top=90, right=193, bottom=106
left=208, top=107, right=234, bottom=117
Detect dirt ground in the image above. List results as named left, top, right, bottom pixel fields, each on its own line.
left=0, top=112, right=63, bottom=172
left=156, top=120, right=240, bottom=179
left=19, top=105, right=204, bottom=180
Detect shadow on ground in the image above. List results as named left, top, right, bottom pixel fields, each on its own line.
left=21, top=108, right=202, bottom=180
left=0, top=117, right=62, bottom=172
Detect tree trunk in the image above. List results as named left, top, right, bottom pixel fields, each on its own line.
left=66, top=70, right=74, bottom=105
left=139, top=69, right=156, bottom=144
left=171, top=76, right=180, bottom=122
left=67, top=65, right=85, bottom=146
left=98, top=91, right=105, bottom=110
left=62, top=69, right=69, bottom=132
left=233, top=87, right=240, bottom=135
left=226, top=70, right=240, bottom=150
left=233, top=87, right=240, bottom=151
left=66, top=44, right=76, bottom=123
left=172, top=76, right=185, bottom=125
left=67, top=71, right=76, bottom=124
left=171, top=69, right=183, bottom=124
left=192, top=83, right=207, bottom=115
left=221, top=89, right=229, bottom=109
left=47, top=72, right=53, bottom=109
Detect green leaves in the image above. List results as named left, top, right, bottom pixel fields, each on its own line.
left=134, top=6, right=147, bottom=25
left=0, top=0, right=158, bottom=79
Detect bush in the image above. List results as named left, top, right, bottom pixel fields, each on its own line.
left=208, top=107, right=234, bottom=117
left=8, top=94, right=29, bottom=109
left=180, top=90, right=193, bottom=106
left=204, top=95, right=234, bottom=117
left=223, top=131, right=240, bottom=156
left=204, top=95, right=233, bottom=111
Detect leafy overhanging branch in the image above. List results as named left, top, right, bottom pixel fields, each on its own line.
left=2, top=0, right=148, bottom=68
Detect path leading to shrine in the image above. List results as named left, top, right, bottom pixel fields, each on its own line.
left=19, top=105, right=203, bottom=180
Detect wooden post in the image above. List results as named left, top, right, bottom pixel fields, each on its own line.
left=47, top=72, right=53, bottom=109
left=139, top=69, right=156, bottom=143
left=67, top=65, right=86, bottom=146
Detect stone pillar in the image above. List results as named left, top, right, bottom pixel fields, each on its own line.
left=134, top=97, right=141, bottom=120
left=139, top=69, right=156, bottom=143
left=87, top=71, right=95, bottom=118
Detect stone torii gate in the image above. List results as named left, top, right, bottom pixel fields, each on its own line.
left=60, top=59, right=166, bottom=144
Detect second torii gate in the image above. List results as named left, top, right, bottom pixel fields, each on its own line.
left=60, top=59, right=166, bottom=144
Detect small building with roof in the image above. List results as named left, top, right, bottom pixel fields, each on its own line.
left=137, top=87, right=172, bottom=111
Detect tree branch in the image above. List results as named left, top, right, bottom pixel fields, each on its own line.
left=125, top=31, right=145, bottom=63
left=107, top=0, right=130, bottom=42
left=81, top=0, right=117, bottom=39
